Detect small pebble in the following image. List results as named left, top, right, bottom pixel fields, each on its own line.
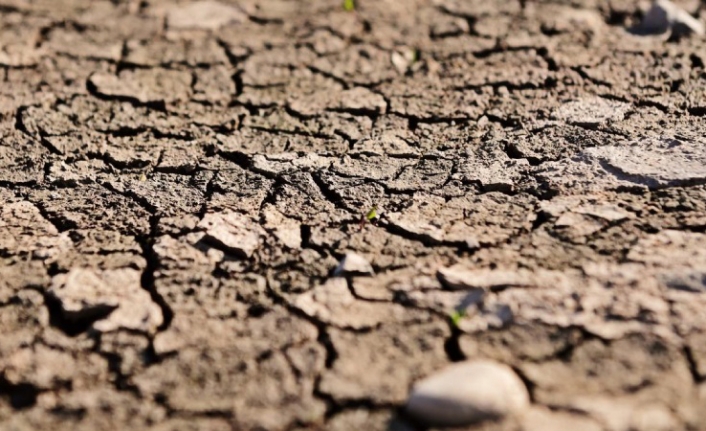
left=333, top=252, right=374, bottom=277
left=633, top=0, right=704, bottom=38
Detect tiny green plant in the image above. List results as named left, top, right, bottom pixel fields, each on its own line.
left=449, top=309, right=465, bottom=328
left=358, top=204, right=379, bottom=231
left=365, top=205, right=378, bottom=221
left=343, top=0, right=355, bottom=12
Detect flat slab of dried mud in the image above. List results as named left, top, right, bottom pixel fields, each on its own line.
left=2, top=0, right=706, bottom=430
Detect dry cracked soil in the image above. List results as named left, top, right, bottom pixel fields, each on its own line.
left=2, top=0, right=706, bottom=430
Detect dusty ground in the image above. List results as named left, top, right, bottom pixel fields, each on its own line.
left=2, top=0, right=706, bottom=430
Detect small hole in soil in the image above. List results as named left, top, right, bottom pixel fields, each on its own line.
left=247, top=304, right=268, bottom=318
left=0, top=378, right=39, bottom=410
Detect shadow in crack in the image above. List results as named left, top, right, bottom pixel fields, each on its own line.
left=43, top=292, right=117, bottom=337
left=0, top=376, right=40, bottom=410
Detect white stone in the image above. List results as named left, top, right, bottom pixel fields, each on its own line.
left=333, top=252, right=374, bottom=277
left=406, top=359, right=529, bottom=427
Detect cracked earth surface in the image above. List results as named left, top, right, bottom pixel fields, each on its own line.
left=2, top=0, right=706, bottom=430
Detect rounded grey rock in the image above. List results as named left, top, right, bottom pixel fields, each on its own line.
left=406, top=359, right=530, bottom=427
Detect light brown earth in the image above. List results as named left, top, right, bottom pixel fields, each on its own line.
left=2, top=0, right=706, bottom=430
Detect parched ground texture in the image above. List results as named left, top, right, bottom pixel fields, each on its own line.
left=2, top=0, right=706, bottom=430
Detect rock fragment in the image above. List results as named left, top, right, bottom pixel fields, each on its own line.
left=632, top=0, right=704, bottom=38
left=660, top=272, right=706, bottom=292
left=333, top=252, right=374, bottom=277
left=406, top=359, right=530, bottom=427
left=391, top=49, right=418, bottom=74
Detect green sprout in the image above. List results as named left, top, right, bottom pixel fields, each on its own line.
left=411, top=49, right=420, bottom=63
left=343, top=0, right=355, bottom=11
left=365, top=205, right=378, bottom=221
left=449, top=309, right=466, bottom=328
left=358, top=204, right=379, bottom=231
